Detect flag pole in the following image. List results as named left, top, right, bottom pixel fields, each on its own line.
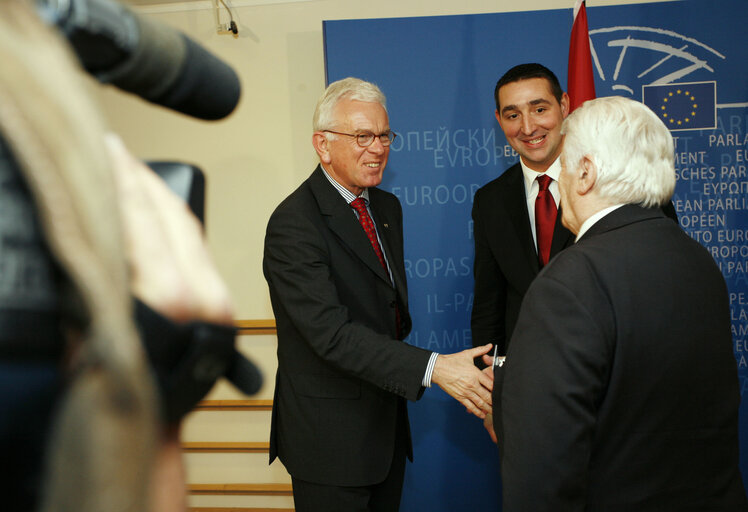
left=568, top=0, right=596, bottom=112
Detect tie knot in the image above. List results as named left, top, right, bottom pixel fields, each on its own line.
left=351, top=197, right=367, bottom=212
left=537, top=174, right=552, bottom=191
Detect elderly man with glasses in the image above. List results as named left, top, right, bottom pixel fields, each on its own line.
left=263, top=77, right=494, bottom=512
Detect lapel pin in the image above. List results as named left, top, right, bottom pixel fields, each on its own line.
left=383, top=223, right=389, bottom=228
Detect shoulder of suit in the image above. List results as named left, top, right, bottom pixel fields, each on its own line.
left=537, top=243, right=599, bottom=291
left=474, top=162, right=522, bottom=202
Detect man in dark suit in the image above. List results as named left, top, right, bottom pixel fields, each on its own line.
left=471, top=64, right=574, bottom=442
left=494, top=96, right=748, bottom=511
left=263, top=77, right=494, bottom=512
left=472, top=63, right=574, bottom=360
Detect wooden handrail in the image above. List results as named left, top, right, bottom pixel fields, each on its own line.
left=189, top=483, right=293, bottom=496
left=195, top=400, right=273, bottom=411
left=235, top=319, right=276, bottom=335
left=183, top=442, right=269, bottom=453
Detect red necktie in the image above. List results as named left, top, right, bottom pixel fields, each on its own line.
left=351, top=198, right=388, bottom=272
left=535, top=174, right=558, bottom=267
left=351, top=197, right=401, bottom=337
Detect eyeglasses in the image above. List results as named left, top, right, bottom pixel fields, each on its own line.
left=323, top=130, right=397, bottom=147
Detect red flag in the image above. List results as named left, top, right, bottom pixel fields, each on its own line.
left=567, top=0, right=596, bottom=112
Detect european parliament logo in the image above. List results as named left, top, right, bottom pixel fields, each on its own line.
left=642, top=81, right=717, bottom=131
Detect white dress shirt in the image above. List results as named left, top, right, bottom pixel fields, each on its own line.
left=575, top=204, right=625, bottom=242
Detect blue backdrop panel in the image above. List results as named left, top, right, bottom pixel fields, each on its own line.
left=323, top=1, right=748, bottom=510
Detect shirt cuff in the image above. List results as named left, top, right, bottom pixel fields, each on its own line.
left=422, top=352, right=438, bottom=388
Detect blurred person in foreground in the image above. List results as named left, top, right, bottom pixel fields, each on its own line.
left=0, top=3, right=235, bottom=511
left=263, top=77, right=494, bottom=512
left=490, top=96, right=747, bottom=511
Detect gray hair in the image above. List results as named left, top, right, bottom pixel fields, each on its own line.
left=313, top=77, right=387, bottom=132
left=561, top=96, right=675, bottom=208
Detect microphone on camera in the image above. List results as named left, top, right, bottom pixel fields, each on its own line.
left=37, top=0, right=241, bottom=120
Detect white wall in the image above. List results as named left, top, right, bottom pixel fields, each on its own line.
left=99, top=0, right=674, bottom=319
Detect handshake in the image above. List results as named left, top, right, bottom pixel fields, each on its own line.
left=430, top=343, right=496, bottom=419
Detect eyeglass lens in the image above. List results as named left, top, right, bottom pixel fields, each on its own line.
left=358, top=131, right=395, bottom=147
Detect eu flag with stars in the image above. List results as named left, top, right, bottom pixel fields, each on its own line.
left=642, top=81, right=716, bottom=131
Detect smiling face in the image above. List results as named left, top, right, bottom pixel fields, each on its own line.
left=314, top=98, right=390, bottom=196
left=496, top=77, right=570, bottom=173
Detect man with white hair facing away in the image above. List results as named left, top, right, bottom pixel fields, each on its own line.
left=493, top=96, right=748, bottom=511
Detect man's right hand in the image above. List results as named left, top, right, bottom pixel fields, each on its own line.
left=431, top=343, right=494, bottom=419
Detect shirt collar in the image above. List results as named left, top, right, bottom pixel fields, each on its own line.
left=321, top=165, right=370, bottom=205
left=520, top=156, right=562, bottom=198
left=575, top=204, right=625, bottom=241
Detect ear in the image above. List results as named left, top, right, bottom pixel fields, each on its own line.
left=577, top=155, right=597, bottom=195
left=312, top=132, right=332, bottom=165
left=560, top=92, right=571, bottom=119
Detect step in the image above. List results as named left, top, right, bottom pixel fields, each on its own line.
left=185, top=452, right=290, bottom=484
left=188, top=489, right=294, bottom=511
left=182, top=403, right=272, bottom=443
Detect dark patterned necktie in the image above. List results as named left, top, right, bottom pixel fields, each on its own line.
left=535, top=174, right=558, bottom=267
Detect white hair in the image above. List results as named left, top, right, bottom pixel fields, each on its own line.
left=561, top=96, right=675, bottom=208
left=312, top=77, right=387, bottom=133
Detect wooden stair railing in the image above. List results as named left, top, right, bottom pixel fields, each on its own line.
left=194, top=399, right=273, bottom=411
left=185, top=321, right=288, bottom=510
left=183, top=442, right=269, bottom=453
left=188, top=484, right=293, bottom=496
left=235, top=319, right=276, bottom=335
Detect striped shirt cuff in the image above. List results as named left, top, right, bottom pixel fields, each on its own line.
left=422, top=352, right=438, bottom=388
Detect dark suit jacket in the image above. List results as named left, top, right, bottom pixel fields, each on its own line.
left=471, top=162, right=573, bottom=355
left=263, top=166, right=432, bottom=487
left=497, top=205, right=747, bottom=511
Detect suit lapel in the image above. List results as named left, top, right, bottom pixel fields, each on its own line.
left=500, top=164, right=540, bottom=274
left=309, top=167, right=392, bottom=285
left=370, top=195, right=411, bottom=334
left=369, top=198, right=404, bottom=291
